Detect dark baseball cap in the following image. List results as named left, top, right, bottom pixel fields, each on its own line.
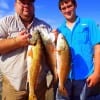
left=19, top=0, right=35, bottom=3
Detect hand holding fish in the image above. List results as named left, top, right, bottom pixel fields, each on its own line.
left=16, top=30, right=30, bottom=47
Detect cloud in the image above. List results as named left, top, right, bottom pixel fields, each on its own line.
left=40, top=17, right=60, bottom=28
left=0, top=1, right=9, bottom=10
left=0, top=9, right=14, bottom=18
left=0, top=0, right=14, bottom=18
left=35, top=5, right=45, bottom=10
left=0, top=10, right=5, bottom=18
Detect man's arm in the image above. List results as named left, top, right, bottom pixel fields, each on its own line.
left=94, top=44, right=100, bottom=75
left=0, top=30, right=29, bottom=54
left=87, top=44, right=100, bottom=87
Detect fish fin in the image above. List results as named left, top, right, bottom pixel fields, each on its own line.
left=29, top=94, right=37, bottom=100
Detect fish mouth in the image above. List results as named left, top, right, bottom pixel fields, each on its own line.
left=29, top=30, right=42, bottom=45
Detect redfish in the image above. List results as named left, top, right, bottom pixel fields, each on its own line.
left=39, top=29, right=58, bottom=88
left=56, top=33, right=71, bottom=97
left=27, top=30, right=43, bottom=100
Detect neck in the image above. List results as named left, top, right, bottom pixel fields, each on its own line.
left=67, top=16, right=77, bottom=25
left=20, top=16, right=33, bottom=28
left=68, top=15, right=77, bottom=23
left=66, top=16, right=77, bottom=29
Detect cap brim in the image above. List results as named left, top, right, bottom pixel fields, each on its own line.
left=19, top=0, right=35, bottom=2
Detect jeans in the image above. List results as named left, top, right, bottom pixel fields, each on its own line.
left=56, top=79, right=100, bottom=100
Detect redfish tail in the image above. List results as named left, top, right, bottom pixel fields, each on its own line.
left=58, top=86, right=68, bottom=97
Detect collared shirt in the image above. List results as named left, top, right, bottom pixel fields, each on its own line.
left=57, top=17, right=100, bottom=80
left=0, top=13, right=52, bottom=91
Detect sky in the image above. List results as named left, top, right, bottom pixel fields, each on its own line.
left=0, top=0, right=100, bottom=28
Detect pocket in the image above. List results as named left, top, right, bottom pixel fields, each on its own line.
left=8, top=27, right=19, bottom=38
left=74, top=26, right=89, bottom=44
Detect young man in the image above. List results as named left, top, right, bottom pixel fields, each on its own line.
left=55, top=0, right=100, bottom=100
left=0, top=0, right=52, bottom=100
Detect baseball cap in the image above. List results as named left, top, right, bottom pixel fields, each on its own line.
left=19, top=0, right=35, bottom=3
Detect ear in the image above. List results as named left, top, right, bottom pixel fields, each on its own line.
left=75, top=3, right=77, bottom=8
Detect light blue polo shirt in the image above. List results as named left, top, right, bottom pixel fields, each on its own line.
left=57, top=17, right=100, bottom=80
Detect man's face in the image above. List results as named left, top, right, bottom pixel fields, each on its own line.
left=15, top=0, right=34, bottom=21
left=60, top=1, right=76, bottom=21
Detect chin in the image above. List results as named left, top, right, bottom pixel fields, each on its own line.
left=65, top=15, right=73, bottom=20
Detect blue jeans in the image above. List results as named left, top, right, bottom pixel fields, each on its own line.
left=56, top=79, right=100, bottom=100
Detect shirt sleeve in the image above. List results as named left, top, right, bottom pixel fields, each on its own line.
left=89, top=19, right=100, bottom=46
left=0, top=17, right=9, bottom=39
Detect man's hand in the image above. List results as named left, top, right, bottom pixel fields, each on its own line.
left=86, top=73, right=100, bottom=87
left=16, top=30, right=30, bottom=47
left=52, top=29, right=59, bottom=43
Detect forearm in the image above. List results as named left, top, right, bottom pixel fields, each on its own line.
left=94, top=44, right=100, bottom=75
left=0, top=38, right=21, bottom=54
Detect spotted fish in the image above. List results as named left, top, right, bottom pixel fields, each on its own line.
left=39, top=29, right=58, bottom=88
left=27, top=30, right=43, bottom=100
left=56, top=33, right=71, bottom=97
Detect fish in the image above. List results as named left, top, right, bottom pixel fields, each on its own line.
left=39, top=28, right=58, bottom=88
left=56, top=33, right=71, bottom=97
left=39, top=26, right=58, bottom=89
left=27, top=30, right=43, bottom=100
